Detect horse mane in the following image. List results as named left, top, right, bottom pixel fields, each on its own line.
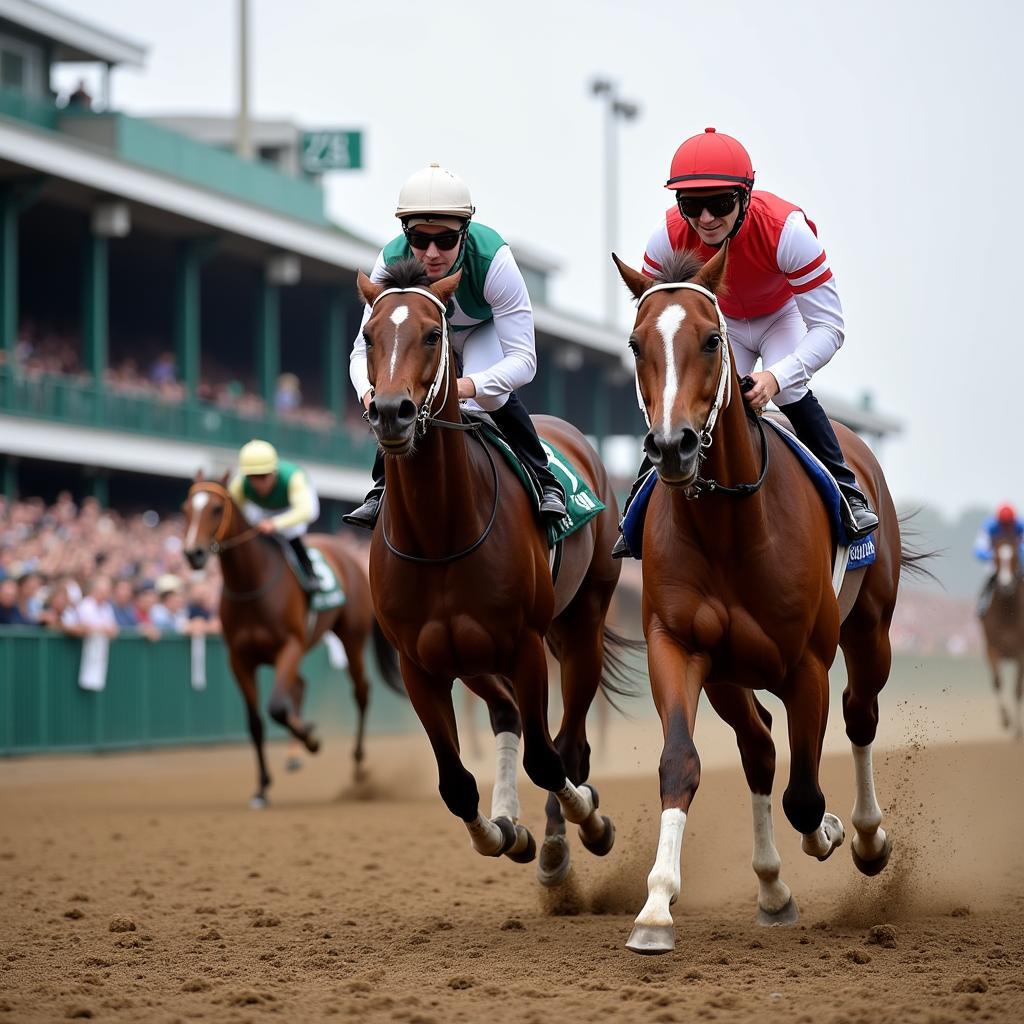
left=380, top=257, right=431, bottom=290
left=653, top=249, right=705, bottom=287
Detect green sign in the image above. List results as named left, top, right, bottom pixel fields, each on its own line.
left=301, top=130, right=362, bottom=172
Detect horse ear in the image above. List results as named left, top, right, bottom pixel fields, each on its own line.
left=430, top=268, right=462, bottom=307
left=612, top=253, right=650, bottom=301
left=195, top=468, right=204, bottom=481
left=357, top=270, right=384, bottom=307
left=220, top=470, right=230, bottom=486
left=697, top=240, right=729, bottom=295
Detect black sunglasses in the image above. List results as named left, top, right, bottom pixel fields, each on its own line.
left=404, top=228, right=464, bottom=252
left=676, top=191, right=740, bottom=220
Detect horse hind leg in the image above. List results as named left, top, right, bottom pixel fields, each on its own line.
left=987, top=648, right=1011, bottom=730
left=230, top=653, right=271, bottom=809
left=841, top=624, right=894, bottom=875
left=267, top=638, right=320, bottom=753
left=336, top=622, right=370, bottom=783
left=704, top=685, right=798, bottom=925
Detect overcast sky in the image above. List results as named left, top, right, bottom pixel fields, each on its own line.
left=54, top=0, right=1022, bottom=518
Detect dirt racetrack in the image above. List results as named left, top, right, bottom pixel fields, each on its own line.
left=2, top=718, right=1023, bottom=1024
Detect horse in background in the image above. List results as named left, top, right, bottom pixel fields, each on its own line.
left=356, top=259, right=640, bottom=886
left=612, top=246, right=930, bottom=954
left=979, top=534, right=1024, bottom=739
left=183, top=473, right=403, bottom=807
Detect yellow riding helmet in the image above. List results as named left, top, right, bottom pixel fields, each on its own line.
left=239, top=439, right=279, bottom=476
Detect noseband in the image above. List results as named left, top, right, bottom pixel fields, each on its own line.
left=634, top=282, right=767, bottom=499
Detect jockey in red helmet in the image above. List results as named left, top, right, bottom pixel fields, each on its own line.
left=612, top=128, right=879, bottom=558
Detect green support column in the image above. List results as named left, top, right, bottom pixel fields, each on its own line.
left=0, top=196, right=17, bottom=362
left=256, top=280, right=280, bottom=407
left=322, top=289, right=347, bottom=421
left=174, top=239, right=216, bottom=400
left=2, top=455, right=18, bottom=501
left=89, top=470, right=109, bottom=507
left=82, top=233, right=109, bottom=385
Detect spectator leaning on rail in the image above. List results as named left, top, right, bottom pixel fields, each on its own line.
left=227, top=439, right=323, bottom=592
left=0, top=578, right=28, bottom=625
left=344, top=163, right=567, bottom=529
left=611, top=127, right=879, bottom=559
left=75, top=575, right=120, bottom=640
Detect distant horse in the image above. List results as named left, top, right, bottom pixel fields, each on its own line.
left=356, top=259, right=638, bottom=884
left=183, top=474, right=403, bottom=807
left=612, top=246, right=927, bottom=954
left=979, top=534, right=1024, bottom=738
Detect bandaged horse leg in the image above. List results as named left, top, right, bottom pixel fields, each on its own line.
left=849, top=742, right=890, bottom=870
left=266, top=639, right=320, bottom=752
left=628, top=637, right=706, bottom=954
left=402, top=660, right=519, bottom=859
left=462, top=673, right=535, bottom=863
left=781, top=655, right=845, bottom=861
left=704, top=684, right=797, bottom=923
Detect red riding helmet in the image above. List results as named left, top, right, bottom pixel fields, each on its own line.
left=997, top=504, right=1016, bottom=525
left=666, top=127, right=755, bottom=192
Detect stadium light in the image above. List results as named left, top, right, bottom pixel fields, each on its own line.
left=91, top=201, right=131, bottom=238
left=266, top=252, right=301, bottom=286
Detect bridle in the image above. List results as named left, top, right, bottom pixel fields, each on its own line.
left=366, top=285, right=501, bottom=565
left=634, top=281, right=768, bottom=499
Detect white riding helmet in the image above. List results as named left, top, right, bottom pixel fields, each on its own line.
left=395, top=163, right=475, bottom=227
left=239, top=439, right=279, bottom=476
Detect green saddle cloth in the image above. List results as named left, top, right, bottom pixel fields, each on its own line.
left=479, top=425, right=605, bottom=547
left=282, top=543, right=345, bottom=612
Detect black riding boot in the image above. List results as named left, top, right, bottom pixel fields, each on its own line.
left=779, top=390, right=879, bottom=541
left=288, top=537, right=321, bottom=592
left=490, top=393, right=567, bottom=520
left=611, top=455, right=654, bottom=559
left=342, top=451, right=385, bottom=531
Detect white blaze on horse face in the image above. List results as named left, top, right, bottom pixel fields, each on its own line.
left=656, top=305, right=686, bottom=437
left=387, top=304, right=409, bottom=382
left=997, top=544, right=1014, bottom=588
left=186, top=490, right=210, bottom=550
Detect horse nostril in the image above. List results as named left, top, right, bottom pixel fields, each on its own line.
left=643, top=431, right=663, bottom=465
left=678, top=428, right=700, bottom=462
left=367, top=400, right=380, bottom=425
left=396, top=399, right=417, bottom=426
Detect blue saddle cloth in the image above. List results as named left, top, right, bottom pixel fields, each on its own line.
left=621, top=418, right=876, bottom=571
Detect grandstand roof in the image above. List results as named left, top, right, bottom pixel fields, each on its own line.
left=0, top=0, right=147, bottom=67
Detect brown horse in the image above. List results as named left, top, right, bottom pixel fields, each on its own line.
left=612, top=246, right=924, bottom=954
left=355, top=259, right=638, bottom=883
left=979, top=534, right=1024, bottom=739
left=182, top=475, right=403, bottom=807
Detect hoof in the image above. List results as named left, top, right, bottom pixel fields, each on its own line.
left=757, top=897, right=800, bottom=927
left=284, top=755, right=303, bottom=773
left=815, top=813, right=846, bottom=862
left=303, top=730, right=321, bottom=754
left=491, top=816, right=519, bottom=857
left=249, top=794, right=268, bottom=810
left=852, top=834, right=893, bottom=876
left=626, top=923, right=675, bottom=955
left=537, top=835, right=571, bottom=887
left=505, top=825, right=537, bottom=864
left=579, top=815, right=615, bottom=857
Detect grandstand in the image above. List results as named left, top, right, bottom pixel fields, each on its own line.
left=0, top=1, right=899, bottom=525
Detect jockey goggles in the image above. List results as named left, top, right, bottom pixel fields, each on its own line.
left=676, top=190, right=741, bottom=220
left=404, top=227, right=465, bottom=252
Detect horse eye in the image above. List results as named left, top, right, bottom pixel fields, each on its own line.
left=704, top=333, right=721, bottom=352
left=628, top=339, right=640, bottom=358
left=425, top=327, right=442, bottom=347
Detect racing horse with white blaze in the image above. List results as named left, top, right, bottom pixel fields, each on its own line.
left=979, top=534, right=1024, bottom=738
left=356, top=258, right=639, bottom=884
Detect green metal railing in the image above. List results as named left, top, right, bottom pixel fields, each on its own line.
left=0, top=628, right=416, bottom=756
left=0, top=368, right=378, bottom=467
left=0, top=86, right=59, bottom=131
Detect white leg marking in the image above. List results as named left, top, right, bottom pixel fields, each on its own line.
left=851, top=742, right=887, bottom=860
left=656, top=305, right=686, bottom=437
left=388, top=304, right=409, bottom=381
left=185, top=491, right=210, bottom=550
left=801, top=812, right=846, bottom=858
left=633, top=809, right=687, bottom=929
left=750, top=794, right=792, bottom=914
left=465, top=814, right=505, bottom=856
left=554, top=780, right=604, bottom=840
left=490, top=731, right=520, bottom=822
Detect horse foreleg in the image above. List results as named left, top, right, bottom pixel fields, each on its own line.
left=461, top=674, right=534, bottom=863
left=704, top=685, right=797, bottom=925
left=402, top=660, right=519, bottom=860
left=987, top=648, right=1010, bottom=730
left=781, top=654, right=845, bottom=861
left=284, top=674, right=307, bottom=772
left=626, top=630, right=706, bottom=955
left=230, top=652, right=270, bottom=809
left=341, top=630, right=370, bottom=783
left=1014, top=659, right=1023, bottom=741
left=267, top=638, right=319, bottom=752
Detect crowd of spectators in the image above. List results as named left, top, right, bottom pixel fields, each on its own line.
left=3, top=321, right=345, bottom=431
left=0, top=493, right=221, bottom=641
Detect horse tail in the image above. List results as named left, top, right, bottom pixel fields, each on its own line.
left=599, top=626, right=647, bottom=714
left=371, top=618, right=406, bottom=697
left=897, top=510, right=942, bottom=584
